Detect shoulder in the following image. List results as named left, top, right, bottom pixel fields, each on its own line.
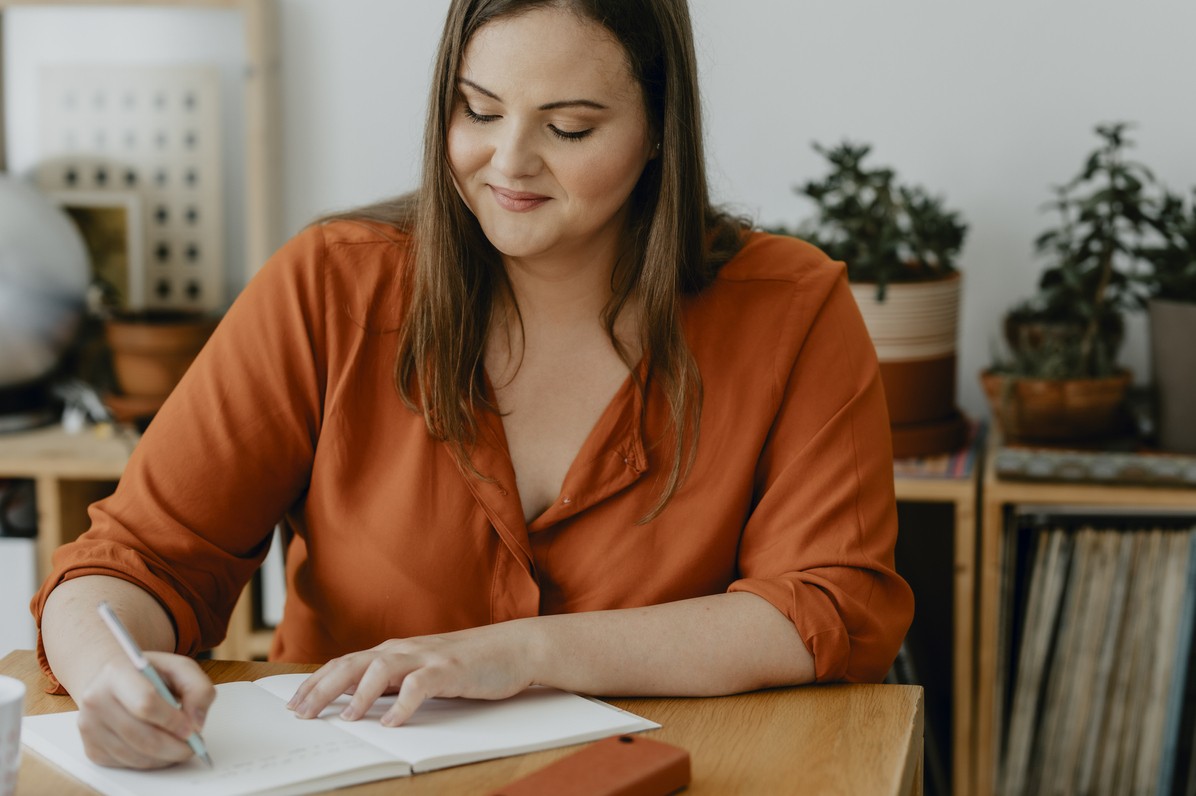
left=714, top=230, right=844, bottom=288
left=254, top=219, right=414, bottom=328
left=684, top=231, right=866, bottom=385
left=259, top=219, right=413, bottom=279
left=317, top=217, right=414, bottom=250
left=688, top=231, right=850, bottom=327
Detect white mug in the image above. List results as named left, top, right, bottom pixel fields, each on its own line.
left=0, top=675, right=25, bottom=796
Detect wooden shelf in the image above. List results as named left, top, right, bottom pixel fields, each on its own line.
left=0, top=0, right=279, bottom=661
left=0, top=425, right=131, bottom=584
left=973, top=435, right=1196, bottom=796
left=894, top=451, right=980, bottom=796
left=0, top=424, right=259, bottom=659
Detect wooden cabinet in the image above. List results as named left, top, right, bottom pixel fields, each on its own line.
left=0, top=424, right=268, bottom=659
left=973, top=437, right=1196, bottom=796
left=894, top=446, right=980, bottom=796
left=0, top=0, right=281, bottom=659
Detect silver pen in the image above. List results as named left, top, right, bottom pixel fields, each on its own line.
left=97, top=601, right=215, bottom=767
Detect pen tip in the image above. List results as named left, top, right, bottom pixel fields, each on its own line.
left=200, top=751, right=215, bottom=768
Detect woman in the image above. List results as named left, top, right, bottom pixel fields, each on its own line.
left=34, top=0, right=913, bottom=769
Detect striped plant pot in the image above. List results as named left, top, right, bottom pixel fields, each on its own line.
left=850, top=273, right=965, bottom=457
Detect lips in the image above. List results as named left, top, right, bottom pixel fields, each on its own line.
left=489, top=185, right=551, bottom=213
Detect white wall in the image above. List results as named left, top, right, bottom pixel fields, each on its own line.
left=278, top=0, right=1196, bottom=418
left=3, top=6, right=250, bottom=301
left=689, top=0, right=1196, bottom=416
left=9, top=1, right=1196, bottom=418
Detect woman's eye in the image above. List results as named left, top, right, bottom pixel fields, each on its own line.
left=463, top=106, right=499, bottom=124
left=549, top=125, right=593, bottom=142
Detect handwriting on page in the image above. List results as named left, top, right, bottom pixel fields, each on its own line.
left=180, top=737, right=365, bottom=785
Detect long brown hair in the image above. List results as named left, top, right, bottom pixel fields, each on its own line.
left=331, top=0, right=746, bottom=520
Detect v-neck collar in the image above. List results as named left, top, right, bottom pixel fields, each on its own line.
left=465, top=358, right=649, bottom=543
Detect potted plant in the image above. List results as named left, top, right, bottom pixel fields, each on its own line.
left=80, top=275, right=216, bottom=426
left=775, top=141, right=969, bottom=458
left=982, top=123, right=1152, bottom=442
left=1140, top=188, right=1196, bottom=452
left=103, top=309, right=217, bottom=422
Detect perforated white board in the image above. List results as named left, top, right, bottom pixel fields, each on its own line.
left=36, top=65, right=225, bottom=311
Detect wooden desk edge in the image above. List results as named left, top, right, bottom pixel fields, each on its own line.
left=4, top=651, right=924, bottom=795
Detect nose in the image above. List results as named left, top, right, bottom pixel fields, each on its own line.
left=490, top=121, right=543, bottom=179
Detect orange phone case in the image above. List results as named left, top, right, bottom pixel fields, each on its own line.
left=487, top=734, right=690, bottom=796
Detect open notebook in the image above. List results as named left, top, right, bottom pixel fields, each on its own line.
left=22, top=673, right=659, bottom=796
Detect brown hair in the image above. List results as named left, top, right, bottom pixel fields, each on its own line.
left=330, top=0, right=746, bottom=520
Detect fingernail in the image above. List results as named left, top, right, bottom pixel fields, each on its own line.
left=340, top=707, right=357, bottom=721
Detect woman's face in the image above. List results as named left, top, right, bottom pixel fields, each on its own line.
left=447, top=7, right=656, bottom=271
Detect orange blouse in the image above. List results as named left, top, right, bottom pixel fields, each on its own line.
left=33, top=221, right=913, bottom=688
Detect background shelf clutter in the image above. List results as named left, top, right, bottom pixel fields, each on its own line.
left=995, top=509, right=1196, bottom=796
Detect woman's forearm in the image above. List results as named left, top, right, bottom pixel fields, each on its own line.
left=41, top=575, right=177, bottom=697
left=524, top=591, right=815, bottom=696
left=289, top=591, right=814, bottom=727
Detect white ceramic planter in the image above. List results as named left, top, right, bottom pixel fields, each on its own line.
left=849, top=273, right=965, bottom=457
left=849, top=273, right=961, bottom=362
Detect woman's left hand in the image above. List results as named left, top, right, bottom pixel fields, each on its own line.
left=285, top=622, right=540, bottom=727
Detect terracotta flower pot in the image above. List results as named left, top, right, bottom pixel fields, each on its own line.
left=105, top=311, right=217, bottom=402
left=851, top=273, right=966, bottom=457
left=979, top=368, right=1133, bottom=442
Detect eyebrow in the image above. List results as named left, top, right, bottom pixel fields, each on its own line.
left=458, top=78, right=608, bottom=111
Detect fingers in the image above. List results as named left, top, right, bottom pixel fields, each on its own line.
left=286, top=629, right=532, bottom=729
left=145, top=651, right=216, bottom=731
left=381, top=670, right=434, bottom=727
left=289, top=652, right=411, bottom=721
left=77, top=662, right=202, bottom=769
left=339, top=657, right=403, bottom=721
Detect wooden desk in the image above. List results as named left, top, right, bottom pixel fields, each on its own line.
left=4, top=650, right=924, bottom=795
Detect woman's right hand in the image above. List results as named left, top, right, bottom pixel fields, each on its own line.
left=75, top=651, right=216, bottom=769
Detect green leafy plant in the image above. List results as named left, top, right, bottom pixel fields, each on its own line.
left=1140, top=188, right=1196, bottom=303
left=997, top=122, right=1156, bottom=379
left=775, top=141, right=968, bottom=300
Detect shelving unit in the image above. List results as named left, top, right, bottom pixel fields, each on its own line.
left=974, top=436, right=1196, bottom=796
left=893, top=441, right=981, bottom=796
left=0, top=424, right=264, bottom=659
left=0, top=0, right=280, bottom=659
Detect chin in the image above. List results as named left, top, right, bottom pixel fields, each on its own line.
left=477, top=228, right=552, bottom=260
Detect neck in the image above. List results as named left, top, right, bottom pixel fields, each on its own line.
left=500, top=250, right=619, bottom=328
left=488, top=247, right=642, bottom=381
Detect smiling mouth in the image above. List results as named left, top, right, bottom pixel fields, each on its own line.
left=489, top=186, right=550, bottom=213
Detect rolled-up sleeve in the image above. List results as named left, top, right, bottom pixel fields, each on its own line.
left=728, top=268, right=913, bottom=683
left=31, top=225, right=330, bottom=688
